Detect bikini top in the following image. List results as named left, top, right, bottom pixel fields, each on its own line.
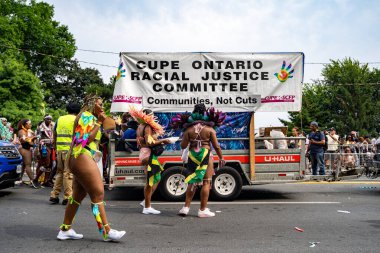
left=190, top=123, right=208, bottom=151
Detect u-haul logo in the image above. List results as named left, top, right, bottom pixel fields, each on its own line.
left=256, top=155, right=300, bottom=163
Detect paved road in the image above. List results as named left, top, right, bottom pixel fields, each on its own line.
left=0, top=180, right=379, bottom=253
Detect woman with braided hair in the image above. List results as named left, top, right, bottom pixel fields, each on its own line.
left=57, top=94, right=125, bottom=241
left=17, top=119, right=38, bottom=188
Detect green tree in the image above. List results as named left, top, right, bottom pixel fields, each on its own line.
left=281, top=58, right=380, bottom=137
left=0, top=0, right=109, bottom=114
left=0, top=57, right=44, bottom=126
left=42, top=59, right=106, bottom=110
left=0, top=0, right=76, bottom=74
left=86, top=76, right=116, bottom=114
left=322, top=58, right=379, bottom=136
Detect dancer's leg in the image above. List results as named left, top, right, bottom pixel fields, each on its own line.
left=200, top=158, right=214, bottom=211
left=184, top=184, right=196, bottom=208
left=19, top=148, right=33, bottom=181
left=61, top=178, right=87, bottom=230
left=72, top=154, right=110, bottom=234
left=144, top=182, right=159, bottom=208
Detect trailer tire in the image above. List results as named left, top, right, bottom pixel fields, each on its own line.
left=159, top=166, right=188, bottom=201
left=211, top=166, right=243, bottom=201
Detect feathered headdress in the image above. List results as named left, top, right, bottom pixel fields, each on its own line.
left=171, top=107, right=226, bottom=130
left=129, top=106, right=164, bottom=135
left=206, top=107, right=226, bottom=128
left=171, top=112, right=191, bottom=130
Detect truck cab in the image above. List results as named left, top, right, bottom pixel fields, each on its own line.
left=0, top=141, right=23, bottom=189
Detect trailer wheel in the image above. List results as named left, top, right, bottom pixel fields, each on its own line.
left=159, top=166, right=188, bottom=201
left=211, top=166, right=242, bottom=201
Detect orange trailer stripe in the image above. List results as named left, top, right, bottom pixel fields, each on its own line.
left=115, top=154, right=300, bottom=166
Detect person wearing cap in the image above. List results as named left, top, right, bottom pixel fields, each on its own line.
left=325, top=127, right=340, bottom=170
left=307, top=121, right=326, bottom=175
left=326, top=127, right=339, bottom=152
left=33, top=114, right=55, bottom=187
left=49, top=103, right=81, bottom=205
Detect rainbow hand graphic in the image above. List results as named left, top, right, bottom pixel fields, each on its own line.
left=116, top=62, right=126, bottom=81
left=274, top=61, right=294, bottom=82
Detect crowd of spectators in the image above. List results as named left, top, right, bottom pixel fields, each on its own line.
left=258, top=121, right=379, bottom=176
left=298, top=122, right=379, bottom=176
left=2, top=112, right=379, bottom=185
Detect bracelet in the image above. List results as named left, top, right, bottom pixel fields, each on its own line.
left=95, top=122, right=102, bottom=127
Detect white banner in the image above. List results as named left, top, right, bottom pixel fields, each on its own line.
left=110, top=52, right=304, bottom=112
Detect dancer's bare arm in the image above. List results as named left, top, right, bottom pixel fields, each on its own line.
left=143, top=125, right=169, bottom=147
left=181, top=131, right=190, bottom=149
left=210, top=130, right=223, bottom=160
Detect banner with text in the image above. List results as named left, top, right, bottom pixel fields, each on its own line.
left=110, top=52, right=304, bottom=112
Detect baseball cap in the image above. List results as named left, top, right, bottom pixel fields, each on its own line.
left=310, top=121, right=318, bottom=127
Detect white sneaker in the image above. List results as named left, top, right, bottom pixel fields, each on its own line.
left=198, top=208, right=215, bottom=218
left=139, top=200, right=145, bottom=207
left=142, top=207, right=161, bottom=215
left=57, top=229, right=83, bottom=240
left=178, top=206, right=190, bottom=216
left=104, top=229, right=126, bottom=242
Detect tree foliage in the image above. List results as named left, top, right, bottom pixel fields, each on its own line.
left=0, top=0, right=76, bottom=74
left=86, top=76, right=116, bottom=114
left=281, top=58, right=380, bottom=137
left=0, top=0, right=110, bottom=125
left=41, top=59, right=106, bottom=109
left=0, top=57, right=44, bottom=126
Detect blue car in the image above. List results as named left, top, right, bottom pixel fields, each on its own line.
left=0, top=141, right=23, bottom=189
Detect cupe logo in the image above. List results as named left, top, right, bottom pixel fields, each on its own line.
left=274, top=61, right=294, bottom=82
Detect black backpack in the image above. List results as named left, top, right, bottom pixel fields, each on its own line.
left=319, top=132, right=329, bottom=151
left=318, top=131, right=328, bottom=151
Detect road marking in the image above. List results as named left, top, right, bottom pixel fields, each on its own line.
left=153, top=201, right=341, bottom=205
left=294, top=181, right=380, bottom=185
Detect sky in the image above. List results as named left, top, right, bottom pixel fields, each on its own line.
left=42, top=0, right=380, bottom=130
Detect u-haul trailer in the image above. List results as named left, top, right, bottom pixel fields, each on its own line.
left=106, top=52, right=361, bottom=200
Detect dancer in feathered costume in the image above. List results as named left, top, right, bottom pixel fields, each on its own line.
left=130, top=107, right=170, bottom=215
left=172, top=104, right=226, bottom=218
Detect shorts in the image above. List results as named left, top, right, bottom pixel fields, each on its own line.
left=139, top=147, right=151, bottom=164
